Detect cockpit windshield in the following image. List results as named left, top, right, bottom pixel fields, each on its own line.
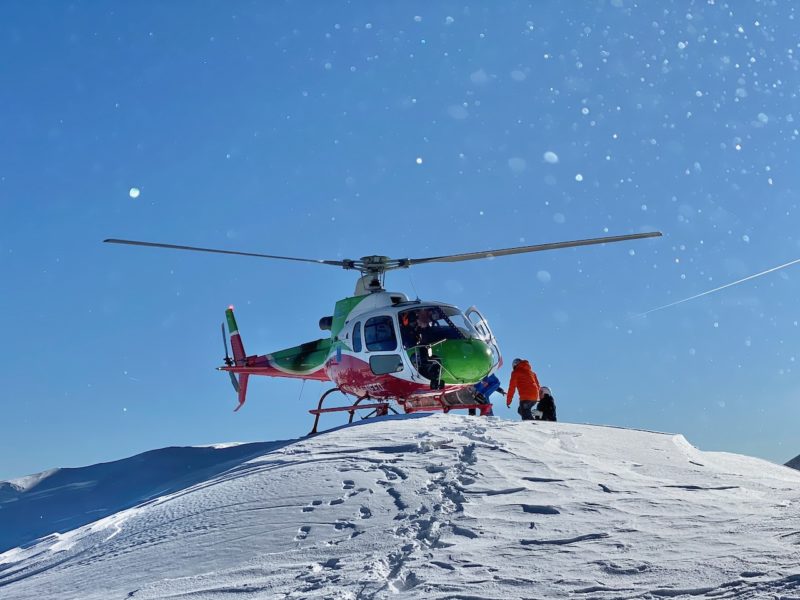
left=398, top=305, right=478, bottom=349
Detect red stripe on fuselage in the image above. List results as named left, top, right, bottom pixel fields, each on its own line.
left=325, top=353, right=469, bottom=400
left=221, top=353, right=472, bottom=401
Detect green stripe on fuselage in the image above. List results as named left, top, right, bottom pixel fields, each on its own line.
left=270, top=294, right=366, bottom=373
left=331, top=296, right=367, bottom=338
left=271, top=338, right=332, bottom=373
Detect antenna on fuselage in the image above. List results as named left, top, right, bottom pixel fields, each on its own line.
left=407, top=271, right=421, bottom=301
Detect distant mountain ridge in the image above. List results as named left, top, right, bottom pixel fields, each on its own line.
left=787, top=454, right=800, bottom=470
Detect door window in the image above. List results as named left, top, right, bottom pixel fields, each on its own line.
left=352, top=321, right=362, bottom=352
left=365, top=316, right=397, bottom=351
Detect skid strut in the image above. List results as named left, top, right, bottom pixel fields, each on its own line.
left=308, top=387, right=394, bottom=435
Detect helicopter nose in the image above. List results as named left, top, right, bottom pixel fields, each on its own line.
left=435, top=339, right=494, bottom=384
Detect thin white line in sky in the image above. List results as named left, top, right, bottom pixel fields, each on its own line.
left=638, top=256, right=800, bottom=317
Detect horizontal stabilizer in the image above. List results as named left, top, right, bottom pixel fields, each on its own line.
left=234, top=374, right=249, bottom=412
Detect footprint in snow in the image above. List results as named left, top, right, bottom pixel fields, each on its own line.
left=307, top=558, right=342, bottom=572
left=334, top=519, right=355, bottom=531
left=302, top=499, right=324, bottom=512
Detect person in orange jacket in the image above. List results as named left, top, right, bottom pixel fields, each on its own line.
left=506, top=358, right=541, bottom=420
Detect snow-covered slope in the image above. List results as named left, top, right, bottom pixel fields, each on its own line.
left=0, top=441, right=287, bottom=554
left=1, top=415, right=799, bottom=599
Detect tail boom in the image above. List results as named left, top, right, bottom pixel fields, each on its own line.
left=221, top=306, right=332, bottom=411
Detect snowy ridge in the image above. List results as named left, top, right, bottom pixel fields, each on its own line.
left=1, top=414, right=799, bottom=599
left=0, top=441, right=286, bottom=554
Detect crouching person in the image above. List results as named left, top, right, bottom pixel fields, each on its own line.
left=537, top=386, right=557, bottom=422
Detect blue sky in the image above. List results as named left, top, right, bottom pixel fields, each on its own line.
left=1, top=1, right=798, bottom=480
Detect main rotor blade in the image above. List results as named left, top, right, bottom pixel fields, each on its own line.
left=104, top=239, right=349, bottom=267
left=404, top=231, right=662, bottom=266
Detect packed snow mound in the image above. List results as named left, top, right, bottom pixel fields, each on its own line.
left=1, top=414, right=799, bottom=599
left=787, top=454, right=800, bottom=471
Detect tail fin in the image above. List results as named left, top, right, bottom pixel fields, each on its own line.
left=225, top=306, right=246, bottom=366
left=225, top=306, right=249, bottom=412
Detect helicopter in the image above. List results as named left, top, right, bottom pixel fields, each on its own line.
left=105, top=231, right=661, bottom=432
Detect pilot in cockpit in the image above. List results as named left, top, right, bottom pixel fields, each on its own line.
left=415, top=307, right=432, bottom=329
left=400, top=307, right=436, bottom=349
left=414, top=307, right=443, bottom=345
left=402, top=307, right=444, bottom=387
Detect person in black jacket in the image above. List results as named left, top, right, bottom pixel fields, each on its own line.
left=536, top=386, right=557, bottom=422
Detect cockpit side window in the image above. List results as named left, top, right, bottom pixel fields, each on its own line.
left=352, top=321, right=362, bottom=352
left=365, top=316, right=397, bottom=351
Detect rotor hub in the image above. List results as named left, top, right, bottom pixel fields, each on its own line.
left=341, top=255, right=404, bottom=276
left=360, top=255, right=390, bottom=271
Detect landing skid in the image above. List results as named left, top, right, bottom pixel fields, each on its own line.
left=308, top=386, right=493, bottom=435
left=308, top=387, right=397, bottom=435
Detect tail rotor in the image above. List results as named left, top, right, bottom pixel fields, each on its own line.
left=221, top=322, right=240, bottom=393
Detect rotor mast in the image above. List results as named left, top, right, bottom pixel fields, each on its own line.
left=351, top=256, right=393, bottom=295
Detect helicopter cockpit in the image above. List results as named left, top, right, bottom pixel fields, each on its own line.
left=398, top=305, right=477, bottom=349
left=393, top=304, right=499, bottom=388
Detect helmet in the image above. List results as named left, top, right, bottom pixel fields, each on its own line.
left=540, top=386, right=552, bottom=397
left=512, top=358, right=522, bottom=368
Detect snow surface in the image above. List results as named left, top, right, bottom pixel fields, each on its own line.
left=0, top=442, right=286, bottom=555
left=1, top=414, right=799, bottom=599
